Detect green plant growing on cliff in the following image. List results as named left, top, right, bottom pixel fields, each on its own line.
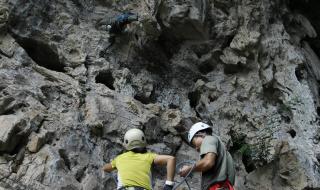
left=230, top=130, right=273, bottom=171
left=229, top=131, right=251, bottom=157
left=279, top=103, right=291, bottom=113
left=126, top=100, right=139, bottom=114
left=237, top=142, right=256, bottom=172
left=238, top=143, right=251, bottom=156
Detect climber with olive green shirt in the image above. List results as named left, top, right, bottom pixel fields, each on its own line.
left=179, top=122, right=235, bottom=190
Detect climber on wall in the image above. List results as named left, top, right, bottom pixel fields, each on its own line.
left=103, top=128, right=176, bottom=190
left=106, top=12, right=138, bottom=48
left=179, top=122, right=236, bottom=190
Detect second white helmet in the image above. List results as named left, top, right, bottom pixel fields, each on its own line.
left=123, top=128, right=147, bottom=150
left=187, top=122, right=211, bottom=143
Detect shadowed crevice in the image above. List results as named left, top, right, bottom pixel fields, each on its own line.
left=16, top=38, right=64, bottom=72
left=95, top=71, right=115, bottom=90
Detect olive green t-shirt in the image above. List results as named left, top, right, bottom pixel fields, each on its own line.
left=200, top=135, right=235, bottom=190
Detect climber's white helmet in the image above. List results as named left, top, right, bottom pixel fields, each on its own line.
left=106, top=24, right=112, bottom=31
left=123, top=128, right=147, bottom=150
left=188, top=122, right=211, bottom=143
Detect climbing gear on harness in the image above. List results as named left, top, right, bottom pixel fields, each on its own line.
left=208, top=180, right=234, bottom=190
left=188, top=122, right=211, bottom=143
left=123, top=128, right=147, bottom=150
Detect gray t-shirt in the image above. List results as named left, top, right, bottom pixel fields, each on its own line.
left=200, top=135, right=235, bottom=190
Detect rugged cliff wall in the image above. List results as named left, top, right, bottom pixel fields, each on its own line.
left=0, top=0, right=320, bottom=189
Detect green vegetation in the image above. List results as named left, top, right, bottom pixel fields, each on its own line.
left=238, top=143, right=251, bottom=156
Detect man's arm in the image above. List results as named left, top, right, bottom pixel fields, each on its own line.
left=102, top=163, right=116, bottom=173
left=194, top=152, right=216, bottom=172
left=153, top=155, right=176, bottom=181
left=179, top=152, right=216, bottom=177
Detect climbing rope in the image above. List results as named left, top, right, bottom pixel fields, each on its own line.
left=173, top=160, right=196, bottom=190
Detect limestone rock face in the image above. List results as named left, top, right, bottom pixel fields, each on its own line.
left=156, top=0, right=209, bottom=40
left=0, top=0, right=320, bottom=189
left=0, top=115, right=23, bottom=152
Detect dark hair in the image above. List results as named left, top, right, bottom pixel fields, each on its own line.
left=131, top=147, right=147, bottom=153
left=197, top=128, right=213, bottom=136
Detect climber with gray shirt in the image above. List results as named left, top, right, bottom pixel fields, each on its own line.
left=179, top=122, right=235, bottom=190
left=106, top=12, right=138, bottom=48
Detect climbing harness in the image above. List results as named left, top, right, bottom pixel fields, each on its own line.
left=119, top=187, right=147, bottom=190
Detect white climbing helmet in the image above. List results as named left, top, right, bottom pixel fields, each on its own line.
left=188, top=122, right=211, bottom=143
left=123, top=128, right=147, bottom=150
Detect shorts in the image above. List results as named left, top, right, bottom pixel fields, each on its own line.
left=209, top=180, right=234, bottom=190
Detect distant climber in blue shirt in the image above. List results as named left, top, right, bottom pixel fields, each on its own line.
left=106, top=12, right=138, bottom=47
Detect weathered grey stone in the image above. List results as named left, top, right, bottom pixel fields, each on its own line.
left=0, top=2, right=9, bottom=35
left=27, top=130, right=52, bottom=153
left=302, top=42, right=320, bottom=81
left=161, top=109, right=182, bottom=135
left=157, top=0, right=209, bottom=40
left=230, top=28, right=261, bottom=51
left=132, top=70, right=154, bottom=103
left=0, top=115, right=22, bottom=152
left=0, top=96, right=15, bottom=115
left=285, top=13, right=317, bottom=42
left=147, top=143, right=172, bottom=155
left=0, top=34, right=18, bottom=58
left=82, top=174, right=99, bottom=190
left=220, top=47, right=247, bottom=65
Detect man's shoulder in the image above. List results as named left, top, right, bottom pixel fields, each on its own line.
left=203, top=135, right=219, bottom=143
left=201, top=135, right=220, bottom=148
left=200, top=136, right=219, bottom=156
